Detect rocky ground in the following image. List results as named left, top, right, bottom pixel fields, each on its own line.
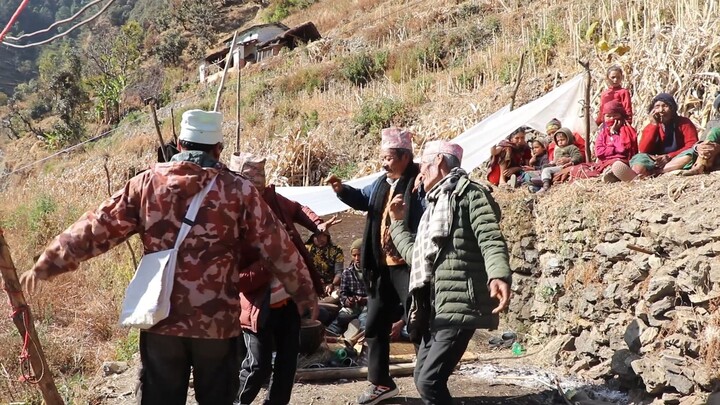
left=498, top=172, right=720, bottom=404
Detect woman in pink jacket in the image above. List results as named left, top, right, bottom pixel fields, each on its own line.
left=594, top=100, right=638, bottom=181
left=554, top=101, right=638, bottom=183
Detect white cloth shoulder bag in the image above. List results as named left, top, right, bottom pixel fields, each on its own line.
left=119, top=174, right=218, bottom=329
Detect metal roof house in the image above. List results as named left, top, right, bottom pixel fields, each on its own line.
left=199, top=22, right=322, bottom=83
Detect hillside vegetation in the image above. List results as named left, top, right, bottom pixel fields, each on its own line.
left=0, top=0, right=719, bottom=402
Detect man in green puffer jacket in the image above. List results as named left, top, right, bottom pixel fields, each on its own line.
left=388, top=140, right=512, bottom=405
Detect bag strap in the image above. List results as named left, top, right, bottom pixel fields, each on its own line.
left=174, top=174, right=218, bottom=249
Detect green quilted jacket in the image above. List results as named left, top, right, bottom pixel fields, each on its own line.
left=390, top=176, right=512, bottom=330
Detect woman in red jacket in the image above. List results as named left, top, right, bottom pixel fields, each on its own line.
left=615, top=93, right=698, bottom=180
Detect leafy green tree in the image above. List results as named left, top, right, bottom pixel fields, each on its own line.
left=84, top=21, right=145, bottom=124
left=38, top=43, right=88, bottom=128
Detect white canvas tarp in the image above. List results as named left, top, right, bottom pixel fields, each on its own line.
left=276, top=73, right=591, bottom=216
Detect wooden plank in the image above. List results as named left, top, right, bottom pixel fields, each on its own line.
left=296, top=352, right=478, bottom=382
left=295, top=362, right=415, bottom=382
left=0, top=228, right=64, bottom=404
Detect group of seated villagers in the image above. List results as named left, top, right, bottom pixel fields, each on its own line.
left=487, top=65, right=720, bottom=193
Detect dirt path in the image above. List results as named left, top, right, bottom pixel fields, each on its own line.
left=287, top=375, right=558, bottom=404
left=93, top=364, right=559, bottom=405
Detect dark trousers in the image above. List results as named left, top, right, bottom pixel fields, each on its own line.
left=414, top=328, right=475, bottom=405
left=365, top=265, right=410, bottom=387
left=136, top=331, right=240, bottom=405
left=237, top=300, right=300, bottom=405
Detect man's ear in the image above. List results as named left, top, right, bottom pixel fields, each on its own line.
left=212, top=143, right=224, bottom=159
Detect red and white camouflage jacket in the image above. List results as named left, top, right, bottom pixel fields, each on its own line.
left=31, top=159, right=316, bottom=339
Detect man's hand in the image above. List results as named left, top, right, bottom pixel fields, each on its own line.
left=19, top=270, right=42, bottom=295
left=390, top=319, right=404, bottom=339
left=324, top=283, right=334, bottom=296
left=489, top=279, right=511, bottom=314
left=297, top=296, right=320, bottom=320
left=325, top=174, right=343, bottom=193
left=317, top=215, right=343, bottom=233
left=388, top=195, right=406, bottom=221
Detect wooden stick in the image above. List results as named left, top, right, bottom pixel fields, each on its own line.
left=234, top=64, right=242, bottom=153
left=295, top=362, right=415, bottom=382
left=0, top=229, right=64, bottom=404
left=214, top=31, right=238, bottom=112
left=509, top=52, right=527, bottom=111
left=627, top=244, right=655, bottom=255
left=579, top=60, right=592, bottom=163
left=148, top=102, right=167, bottom=162
left=170, top=108, right=178, bottom=144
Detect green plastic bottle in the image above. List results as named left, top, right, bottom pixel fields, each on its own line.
left=511, top=342, right=525, bottom=356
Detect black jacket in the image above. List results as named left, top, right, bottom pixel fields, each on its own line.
left=336, top=163, right=424, bottom=295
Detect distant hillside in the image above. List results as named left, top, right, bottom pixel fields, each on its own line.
left=0, top=0, right=163, bottom=96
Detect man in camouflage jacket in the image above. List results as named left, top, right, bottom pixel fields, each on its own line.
left=20, top=110, right=318, bottom=405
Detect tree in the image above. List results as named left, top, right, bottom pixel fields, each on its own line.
left=155, top=30, right=189, bottom=66
left=84, top=21, right=145, bottom=124
left=38, top=43, right=88, bottom=131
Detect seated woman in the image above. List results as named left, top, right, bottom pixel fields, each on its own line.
left=487, top=126, right=531, bottom=187
left=665, top=94, right=720, bottom=176
left=614, top=93, right=698, bottom=181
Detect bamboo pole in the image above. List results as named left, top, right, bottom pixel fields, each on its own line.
left=214, top=31, right=238, bottom=113
left=579, top=60, right=592, bottom=162
left=234, top=62, right=242, bottom=153
left=0, top=228, right=64, bottom=404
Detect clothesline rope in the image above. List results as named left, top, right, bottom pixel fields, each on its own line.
left=1, top=0, right=117, bottom=49
left=5, top=0, right=105, bottom=41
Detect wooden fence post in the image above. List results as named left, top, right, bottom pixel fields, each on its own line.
left=579, top=60, right=592, bottom=163
left=0, top=228, right=64, bottom=404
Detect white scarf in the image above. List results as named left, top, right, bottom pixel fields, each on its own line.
left=409, top=168, right=466, bottom=291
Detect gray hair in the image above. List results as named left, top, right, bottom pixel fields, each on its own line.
left=441, top=153, right=461, bottom=169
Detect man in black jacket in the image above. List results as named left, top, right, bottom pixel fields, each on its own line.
left=326, top=127, right=424, bottom=405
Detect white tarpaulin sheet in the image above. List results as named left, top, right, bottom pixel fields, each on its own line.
left=277, top=74, right=590, bottom=216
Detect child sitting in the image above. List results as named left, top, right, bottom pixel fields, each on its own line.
left=327, top=239, right=368, bottom=336
left=546, top=118, right=587, bottom=162
left=596, top=65, right=633, bottom=126
left=536, top=128, right=583, bottom=193
left=520, top=139, right=549, bottom=191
